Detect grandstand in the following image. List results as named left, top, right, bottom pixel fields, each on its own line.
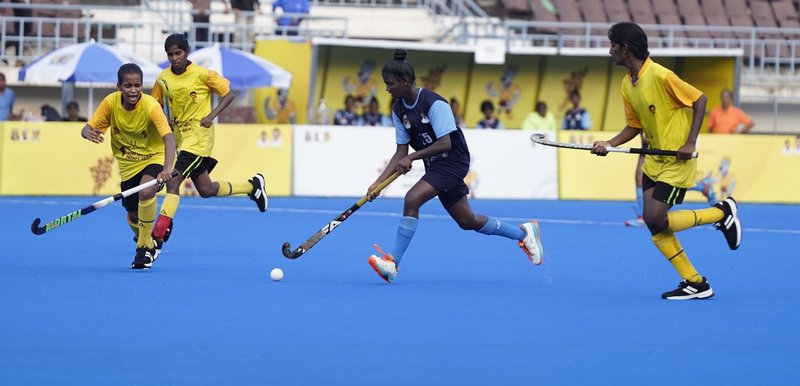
left=2, top=0, right=800, bottom=130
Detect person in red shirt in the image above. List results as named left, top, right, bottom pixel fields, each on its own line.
left=707, top=88, right=754, bottom=134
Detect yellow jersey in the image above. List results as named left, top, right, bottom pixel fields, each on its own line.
left=621, top=58, right=703, bottom=188
left=152, top=63, right=231, bottom=156
left=88, top=92, right=172, bottom=181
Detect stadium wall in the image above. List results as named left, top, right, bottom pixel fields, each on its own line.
left=2, top=123, right=797, bottom=203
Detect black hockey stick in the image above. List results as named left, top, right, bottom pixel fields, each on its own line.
left=282, top=172, right=399, bottom=259
left=31, top=170, right=178, bottom=235
left=530, top=133, right=699, bottom=158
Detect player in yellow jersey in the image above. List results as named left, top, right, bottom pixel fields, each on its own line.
left=150, top=34, right=268, bottom=248
left=592, top=22, right=742, bottom=300
left=80, top=63, right=176, bottom=269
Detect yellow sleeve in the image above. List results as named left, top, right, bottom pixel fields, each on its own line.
left=664, top=72, right=703, bottom=108
left=205, top=70, right=231, bottom=97
left=87, top=98, right=113, bottom=132
left=151, top=79, right=164, bottom=106
left=622, top=94, right=642, bottom=129
left=148, top=103, right=172, bottom=137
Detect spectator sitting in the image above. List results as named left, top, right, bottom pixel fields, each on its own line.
left=476, top=100, right=504, bottom=129
left=272, top=0, right=309, bottom=36
left=334, top=94, right=358, bottom=126
left=521, top=101, right=557, bottom=131
left=359, top=96, right=385, bottom=126
left=450, top=97, right=466, bottom=128
left=0, top=73, right=16, bottom=121
left=62, top=101, right=87, bottom=122
left=563, top=90, right=591, bottom=130
left=41, top=104, right=61, bottom=121
left=707, top=88, right=754, bottom=134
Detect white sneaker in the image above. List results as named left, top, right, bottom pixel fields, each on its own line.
left=519, top=221, right=543, bottom=265
left=368, top=244, right=398, bottom=283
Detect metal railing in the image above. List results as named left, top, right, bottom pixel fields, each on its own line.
left=1, top=2, right=347, bottom=64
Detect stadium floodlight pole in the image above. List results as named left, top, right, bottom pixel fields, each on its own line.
left=530, top=133, right=699, bottom=158
left=282, top=172, right=400, bottom=259
left=30, top=171, right=179, bottom=235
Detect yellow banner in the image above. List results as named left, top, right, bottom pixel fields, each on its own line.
left=465, top=55, right=541, bottom=129
left=317, top=47, right=470, bottom=124
left=558, top=131, right=800, bottom=203
left=254, top=39, right=313, bottom=125
left=0, top=122, right=292, bottom=196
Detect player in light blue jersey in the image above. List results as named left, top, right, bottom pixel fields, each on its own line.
left=366, top=49, right=544, bottom=283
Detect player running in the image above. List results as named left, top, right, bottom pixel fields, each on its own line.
left=594, top=22, right=741, bottom=300
left=366, top=49, right=543, bottom=284
left=150, top=34, right=267, bottom=252
left=80, top=63, right=176, bottom=269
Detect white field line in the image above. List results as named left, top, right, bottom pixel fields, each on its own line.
left=3, top=198, right=799, bottom=235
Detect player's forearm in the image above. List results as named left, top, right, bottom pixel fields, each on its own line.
left=209, top=92, right=235, bottom=120
left=162, top=133, right=176, bottom=173
left=687, top=94, right=707, bottom=144
left=607, top=126, right=640, bottom=147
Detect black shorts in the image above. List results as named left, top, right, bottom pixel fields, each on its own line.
left=175, top=151, right=218, bottom=179
left=421, top=161, right=470, bottom=209
left=643, top=174, right=687, bottom=205
left=120, top=164, right=163, bottom=213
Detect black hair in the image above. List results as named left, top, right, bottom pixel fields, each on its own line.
left=165, top=33, right=190, bottom=52
left=344, top=94, right=355, bottom=104
left=117, top=63, right=143, bottom=84
left=535, top=101, right=547, bottom=110
left=66, top=100, right=79, bottom=110
left=382, top=49, right=416, bottom=84
left=369, top=96, right=379, bottom=105
left=608, top=22, right=650, bottom=60
left=480, top=100, right=494, bottom=112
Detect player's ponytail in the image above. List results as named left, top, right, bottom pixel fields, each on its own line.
left=382, top=48, right=415, bottom=84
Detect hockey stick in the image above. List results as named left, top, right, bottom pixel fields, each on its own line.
left=282, top=172, right=400, bottom=259
left=30, top=170, right=178, bottom=235
left=157, top=78, right=173, bottom=122
left=530, top=133, right=699, bottom=158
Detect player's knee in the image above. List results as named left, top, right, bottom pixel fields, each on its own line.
left=197, top=186, right=216, bottom=198
left=127, top=212, right=138, bottom=223
left=643, top=213, right=668, bottom=234
left=139, top=186, right=157, bottom=200
left=166, top=177, right=182, bottom=193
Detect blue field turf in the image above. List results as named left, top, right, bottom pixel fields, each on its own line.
left=1, top=196, right=799, bottom=385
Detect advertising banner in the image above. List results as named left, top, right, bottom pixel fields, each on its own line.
left=292, top=125, right=558, bottom=199
left=0, top=122, right=293, bottom=196
left=557, top=131, right=800, bottom=203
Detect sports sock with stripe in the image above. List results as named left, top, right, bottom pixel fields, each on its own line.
left=667, top=207, right=724, bottom=233
left=217, top=181, right=254, bottom=196
left=652, top=231, right=702, bottom=283
left=635, top=186, right=643, bottom=216
left=153, top=193, right=180, bottom=239
left=127, top=213, right=139, bottom=240
left=137, top=197, right=157, bottom=248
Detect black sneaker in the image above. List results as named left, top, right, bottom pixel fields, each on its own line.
left=714, top=197, right=741, bottom=250
left=131, top=246, right=155, bottom=270
left=661, top=277, right=714, bottom=300
left=248, top=173, right=268, bottom=213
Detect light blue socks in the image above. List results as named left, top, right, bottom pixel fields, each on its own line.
left=391, top=216, right=418, bottom=266
left=477, top=217, right=525, bottom=241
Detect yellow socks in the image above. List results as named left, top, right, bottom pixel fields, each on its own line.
left=652, top=231, right=702, bottom=283
left=126, top=213, right=139, bottom=240
left=137, top=197, right=157, bottom=248
left=667, top=207, right=724, bottom=233
left=160, top=193, right=180, bottom=218
left=216, top=181, right=253, bottom=196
